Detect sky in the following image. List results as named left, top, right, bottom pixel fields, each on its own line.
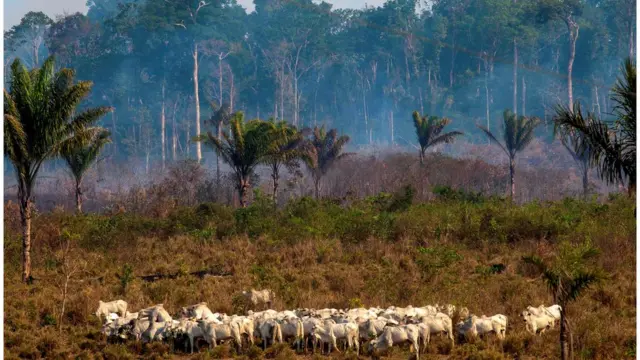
left=4, top=0, right=388, bottom=30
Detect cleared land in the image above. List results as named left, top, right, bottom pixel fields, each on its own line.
left=3, top=185, right=635, bottom=359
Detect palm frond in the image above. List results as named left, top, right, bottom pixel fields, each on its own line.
left=565, top=272, right=599, bottom=301
left=477, top=124, right=508, bottom=156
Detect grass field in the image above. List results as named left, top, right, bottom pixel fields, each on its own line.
left=3, top=186, right=636, bottom=359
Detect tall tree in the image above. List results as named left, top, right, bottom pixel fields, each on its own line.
left=304, top=126, right=352, bottom=199
left=477, top=109, right=540, bottom=200
left=554, top=58, right=636, bottom=196
left=523, top=241, right=602, bottom=360
left=411, top=111, right=463, bottom=165
left=4, top=11, right=53, bottom=68
left=61, top=129, right=111, bottom=213
left=205, top=102, right=232, bottom=186
left=263, top=121, right=310, bottom=206
left=537, top=0, right=583, bottom=109
left=195, top=113, right=270, bottom=207
left=4, top=57, right=111, bottom=282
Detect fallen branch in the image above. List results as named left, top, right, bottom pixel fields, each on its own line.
left=139, top=269, right=233, bottom=282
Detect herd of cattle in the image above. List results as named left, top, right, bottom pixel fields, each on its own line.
left=95, top=289, right=563, bottom=358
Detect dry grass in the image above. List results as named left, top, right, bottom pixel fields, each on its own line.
left=3, top=155, right=634, bottom=360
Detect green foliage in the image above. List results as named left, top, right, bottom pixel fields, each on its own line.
left=412, top=111, right=464, bottom=164
left=433, top=185, right=488, bottom=204
left=416, top=246, right=463, bottom=276
left=117, top=264, right=134, bottom=295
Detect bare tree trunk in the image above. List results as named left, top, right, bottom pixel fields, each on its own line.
left=566, top=19, right=579, bottom=110
left=219, top=54, right=224, bottom=109
left=450, top=37, right=456, bottom=88
left=59, top=275, right=69, bottom=332
left=594, top=85, right=601, bottom=117
left=314, top=175, right=320, bottom=200
left=230, top=69, right=235, bottom=113
left=509, top=157, right=516, bottom=200
left=629, top=19, right=635, bottom=59
left=363, top=88, right=369, bottom=144
left=522, top=76, right=526, bottom=115
left=186, top=109, right=191, bottom=157
left=513, top=39, right=518, bottom=116
left=582, top=165, right=589, bottom=199
left=418, top=87, right=424, bottom=115
left=19, top=184, right=33, bottom=283
left=271, top=163, right=279, bottom=207
left=484, top=55, right=490, bottom=141
left=293, top=76, right=299, bottom=126
left=217, top=121, right=222, bottom=187
left=193, top=43, right=202, bottom=162
left=280, top=64, right=285, bottom=121
left=111, top=111, right=117, bottom=161
left=161, top=82, right=166, bottom=170
left=75, top=178, right=83, bottom=213
left=172, top=97, right=178, bottom=161
left=390, top=110, right=395, bottom=146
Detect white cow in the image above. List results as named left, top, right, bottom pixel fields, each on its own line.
left=181, top=302, right=219, bottom=322
left=522, top=305, right=562, bottom=328
left=199, top=321, right=243, bottom=350
left=142, top=321, right=175, bottom=343
left=173, top=319, right=205, bottom=353
left=279, top=317, right=304, bottom=351
left=457, top=314, right=508, bottom=341
left=242, top=289, right=275, bottom=310
left=95, top=300, right=128, bottom=323
left=368, top=325, right=421, bottom=360
left=311, top=322, right=359, bottom=354
left=521, top=311, right=555, bottom=335
left=257, top=318, right=283, bottom=350
left=411, top=313, right=454, bottom=345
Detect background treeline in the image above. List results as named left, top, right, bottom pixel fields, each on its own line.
left=4, top=0, right=635, bottom=164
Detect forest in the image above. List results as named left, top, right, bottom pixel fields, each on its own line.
left=4, top=0, right=636, bottom=160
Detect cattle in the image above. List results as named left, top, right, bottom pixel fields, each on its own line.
left=360, top=317, right=398, bottom=342
left=521, top=311, right=555, bottom=335
left=457, top=314, right=507, bottom=341
left=409, top=313, right=455, bottom=346
left=181, top=303, right=219, bottom=322
left=242, top=289, right=275, bottom=311
left=328, top=322, right=359, bottom=354
left=310, top=323, right=336, bottom=354
left=173, top=319, right=205, bottom=353
left=142, top=320, right=174, bottom=343
left=95, top=300, right=128, bottom=323
left=521, top=305, right=562, bottom=328
left=198, top=321, right=243, bottom=350
left=278, top=317, right=305, bottom=351
left=226, top=315, right=255, bottom=347
left=257, top=318, right=283, bottom=350
left=368, top=325, right=421, bottom=360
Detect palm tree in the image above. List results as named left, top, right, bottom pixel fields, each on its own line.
left=60, top=129, right=111, bottom=213
left=263, top=120, right=310, bottom=206
left=194, top=112, right=270, bottom=207
left=523, top=242, right=602, bottom=360
left=4, top=56, right=111, bottom=282
left=303, top=126, right=352, bottom=199
left=554, top=58, right=636, bottom=196
left=554, top=107, right=593, bottom=199
left=412, top=111, right=463, bottom=165
left=477, top=110, right=540, bottom=200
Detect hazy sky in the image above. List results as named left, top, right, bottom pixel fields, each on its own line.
left=4, top=0, right=387, bottom=30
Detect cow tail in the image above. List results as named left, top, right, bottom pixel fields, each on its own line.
left=273, top=322, right=283, bottom=344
